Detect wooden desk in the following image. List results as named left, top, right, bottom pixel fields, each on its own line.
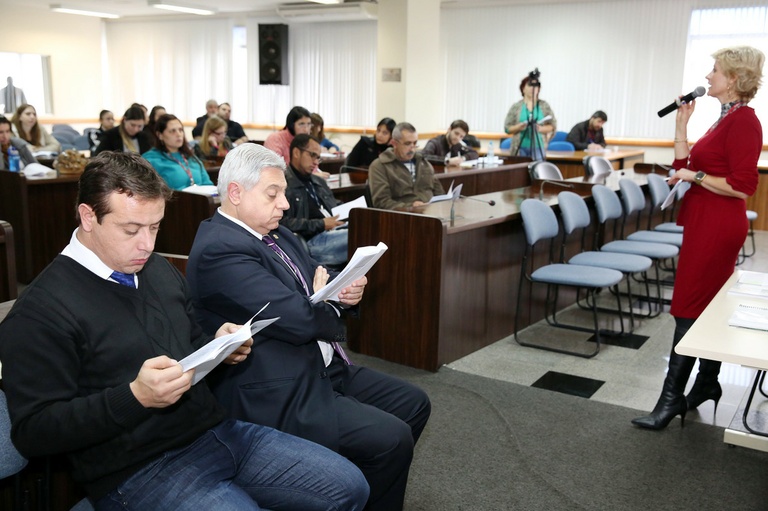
left=676, top=270, right=768, bottom=452
left=0, top=170, right=79, bottom=283
left=545, top=149, right=645, bottom=179
left=154, top=191, right=219, bottom=256
left=347, top=182, right=598, bottom=371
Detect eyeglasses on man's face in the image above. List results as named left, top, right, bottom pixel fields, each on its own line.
left=300, top=148, right=322, bottom=161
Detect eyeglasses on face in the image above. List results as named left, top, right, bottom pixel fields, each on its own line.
left=300, top=148, right=322, bottom=161
left=296, top=122, right=314, bottom=129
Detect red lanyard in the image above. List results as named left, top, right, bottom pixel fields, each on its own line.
left=168, top=152, right=195, bottom=185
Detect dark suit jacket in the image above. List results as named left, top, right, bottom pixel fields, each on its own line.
left=93, top=126, right=152, bottom=155
left=187, top=212, right=347, bottom=450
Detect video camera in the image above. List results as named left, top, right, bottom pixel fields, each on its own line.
left=528, top=67, right=541, bottom=87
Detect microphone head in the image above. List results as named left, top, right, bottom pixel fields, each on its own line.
left=693, top=86, right=706, bottom=98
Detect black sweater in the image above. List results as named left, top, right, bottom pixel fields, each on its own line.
left=0, top=254, right=224, bottom=499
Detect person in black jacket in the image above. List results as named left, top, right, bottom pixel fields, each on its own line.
left=566, top=110, right=608, bottom=151
left=281, top=134, right=346, bottom=266
left=345, top=117, right=396, bottom=168
left=93, top=105, right=152, bottom=155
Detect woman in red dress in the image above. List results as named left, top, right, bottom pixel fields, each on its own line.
left=632, top=46, right=765, bottom=430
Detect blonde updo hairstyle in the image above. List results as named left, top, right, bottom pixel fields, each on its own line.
left=712, top=46, right=764, bottom=102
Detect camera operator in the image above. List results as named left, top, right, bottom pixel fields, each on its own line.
left=503, top=69, right=557, bottom=160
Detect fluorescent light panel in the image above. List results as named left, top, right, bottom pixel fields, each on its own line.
left=148, top=0, right=216, bottom=15
left=50, top=4, right=120, bottom=18
left=306, top=0, right=343, bottom=4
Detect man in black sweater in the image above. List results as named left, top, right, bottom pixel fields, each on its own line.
left=0, top=152, right=368, bottom=510
left=566, top=110, right=608, bottom=151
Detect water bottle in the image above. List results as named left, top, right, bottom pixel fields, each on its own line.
left=486, top=141, right=495, bottom=165
left=8, top=146, right=20, bottom=172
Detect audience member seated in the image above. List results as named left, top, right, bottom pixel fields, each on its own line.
left=369, top=122, right=444, bottom=210
left=192, top=98, right=218, bottom=139
left=504, top=75, right=557, bottom=160
left=186, top=143, right=431, bottom=511
left=93, top=106, right=152, bottom=155
left=0, top=116, right=37, bottom=170
left=143, top=105, right=166, bottom=147
left=566, top=110, right=608, bottom=151
left=421, top=119, right=479, bottom=165
left=0, top=152, right=369, bottom=509
left=86, top=109, right=115, bottom=152
left=281, top=134, right=347, bottom=266
left=131, top=102, right=149, bottom=123
left=216, top=102, right=249, bottom=145
left=310, top=112, right=340, bottom=153
left=194, top=115, right=232, bottom=161
left=264, top=106, right=313, bottom=166
left=11, top=104, right=61, bottom=154
left=345, top=117, right=396, bottom=169
left=143, top=114, right=213, bottom=190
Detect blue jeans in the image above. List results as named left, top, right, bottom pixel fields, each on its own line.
left=307, top=229, right=348, bottom=267
left=94, top=420, right=369, bottom=511
left=518, top=146, right=545, bottom=161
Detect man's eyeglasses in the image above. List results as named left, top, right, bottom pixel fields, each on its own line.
left=300, top=148, right=322, bottom=161
left=296, top=122, right=314, bottom=129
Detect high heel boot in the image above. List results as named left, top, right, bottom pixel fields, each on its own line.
left=686, top=359, right=722, bottom=411
left=631, top=318, right=696, bottom=430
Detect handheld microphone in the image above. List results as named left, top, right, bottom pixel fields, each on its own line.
left=657, top=86, right=706, bottom=118
left=460, top=195, right=496, bottom=206
left=538, top=180, right=574, bottom=200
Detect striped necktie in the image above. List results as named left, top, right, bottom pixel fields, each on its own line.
left=110, top=270, right=136, bottom=288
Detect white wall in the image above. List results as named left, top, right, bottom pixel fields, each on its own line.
left=1, top=5, right=104, bottom=120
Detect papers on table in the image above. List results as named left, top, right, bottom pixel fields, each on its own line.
left=332, top=195, right=367, bottom=221
left=310, top=242, right=388, bottom=304
left=661, top=179, right=684, bottom=210
left=728, top=271, right=768, bottom=299
left=181, top=184, right=219, bottom=196
left=728, top=304, right=768, bottom=331
left=180, top=303, right=279, bottom=385
left=429, top=181, right=463, bottom=203
left=20, top=163, right=50, bottom=177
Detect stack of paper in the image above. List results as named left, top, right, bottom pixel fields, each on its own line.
left=310, top=242, right=388, bottom=304
left=728, top=271, right=768, bottom=299
left=728, top=303, right=768, bottom=331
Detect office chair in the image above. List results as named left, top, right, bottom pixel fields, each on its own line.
left=582, top=156, right=614, bottom=180
left=514, top=198, right=624, bottom=358
left=551, top=131, right=568, bottom=143
left=619, top=178, right=683, bottom=248
left=547, top=141, right=575, bottom=152
left=591, top=184, right=679, bottom=316
left=644, top=173, right=684, bottom=233
left=528, top=161, right=563, bottom=181
left=558, top=190, right=653, bottom=330
left=51, top=124, right=79, bottom=137
left=739, top=210, right=758, bottom=264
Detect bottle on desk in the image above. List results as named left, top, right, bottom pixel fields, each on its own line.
left=485, top=141, right=495, bottom=166
left=8, top=146, right=20, bottom=172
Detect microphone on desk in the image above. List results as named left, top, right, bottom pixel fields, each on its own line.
left=657, top=86, right=706, bottom=117
left=460, top=195, right=496, bottom=206
left=538, top=180, right=574, bottom=200
left=339, top=165, right=369, bottom=173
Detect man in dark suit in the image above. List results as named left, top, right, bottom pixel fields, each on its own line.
left=186, top=143, right=431, bottom=511
left=191, top=98, right=218, bottom=139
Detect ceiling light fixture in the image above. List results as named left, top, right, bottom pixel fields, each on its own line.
left=148, top=0, right=217, bottom=16
left=306, top=0, right=343, bottom=4
left=50, top=4, right=120, bottom=18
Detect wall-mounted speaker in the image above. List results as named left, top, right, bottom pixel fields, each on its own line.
left=258, top=24, right=289, bottom=85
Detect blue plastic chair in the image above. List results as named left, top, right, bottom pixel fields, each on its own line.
left=500, top=138, right=512, bottom=150
left=551, top=131, right=568, bottom=142
left=514, top=198, right=624, bottom=358
left=547, top=141, right=575, bottom=152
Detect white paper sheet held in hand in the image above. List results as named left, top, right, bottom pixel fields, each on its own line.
left=180, top=303, right=279, bottom=385
left=661, top=179, right=684, bottom=210
left=428, top=181, right=463, bottom=203
left=332, top=195, right=367, bottom=221
left=310, top=242, right=388, bottom=304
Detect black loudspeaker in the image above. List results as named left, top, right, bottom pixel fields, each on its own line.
left=258, top=24, right=289, bottom=85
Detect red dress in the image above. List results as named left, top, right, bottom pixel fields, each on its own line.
left=670, top=105, right=762, bottom=319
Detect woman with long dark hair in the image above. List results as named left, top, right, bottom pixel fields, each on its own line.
left=142, top=114, right=213, bottom=190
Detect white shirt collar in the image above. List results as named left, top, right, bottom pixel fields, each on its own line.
left=61, top=229, right=138, bottom=287
left=216, top=207, right=263, bottom=240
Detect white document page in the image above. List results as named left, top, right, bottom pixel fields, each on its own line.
left=181, top=184, right=219, bottom=196
left=180, top=304, right=278, bottom=385
left=728, top=303, right=768, bottom=331
left=429, top=181, right=463, bottom=204
left=728, top=271, right=768, bottom=299
left=332, top=195, right=367, bottom=221
left=310, top=242, right=388, bottom=304
left=661, top=179, right=683, bottom=210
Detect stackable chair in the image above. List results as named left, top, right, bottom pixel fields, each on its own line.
left=551, top=131, right=568, bottom=143
left=618, top=178, right=683, bottom=248
left=740, top=210, right=758, bottom=264
left=644, top=173, right=685, bottom=233
left=558, top=191, right=653, bottom=331
left=547, top=141, right=575, bottom=151
left=591, top=185, right=680, bottom=316
left=528, top=161, right=563, bottom=181
left=582, top=155, right=614, bottom=183
left=514, top=198, right=624, bottom=358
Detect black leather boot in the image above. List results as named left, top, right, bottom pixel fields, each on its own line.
left=686, top=359, right=722, bottom=411
left=632, top=318, right=696, bottom=430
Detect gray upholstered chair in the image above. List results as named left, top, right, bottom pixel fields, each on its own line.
left=514, top=198, right=624, bottom=358
left=619, top=178, right=683, bottom=248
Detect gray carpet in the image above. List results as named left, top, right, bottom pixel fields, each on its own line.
left=352, top=353, right=768, bottom=511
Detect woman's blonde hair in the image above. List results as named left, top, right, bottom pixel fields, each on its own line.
left=712, top=46, right=764, bottom=102
left=200, top=115, right=228, bottom=156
